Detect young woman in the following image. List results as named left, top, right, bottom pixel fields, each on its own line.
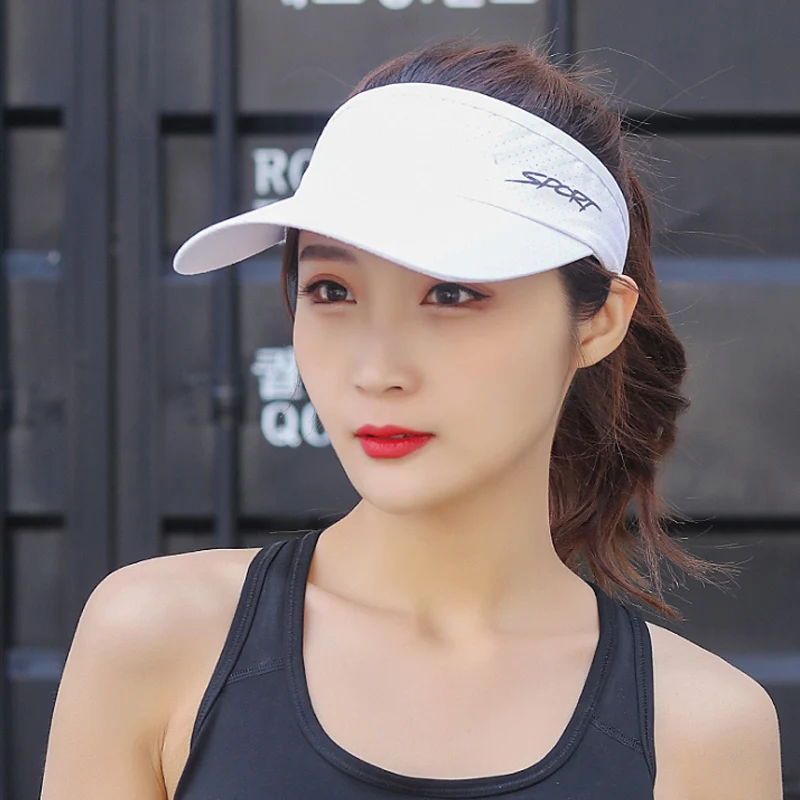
left=40, top=41, right=783, bottom=800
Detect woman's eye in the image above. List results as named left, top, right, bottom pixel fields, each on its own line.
left=297, top=279, right=352, bottom=304
left=425, top=283, right=488, bottom=307
left=297, top=279, right=487, bottom=307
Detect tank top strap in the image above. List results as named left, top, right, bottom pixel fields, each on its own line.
left=589, top=593, right=657, bottom=786
left=189, top=533, right=306, bottom=748
left=629, top=607, right=657, bottom=781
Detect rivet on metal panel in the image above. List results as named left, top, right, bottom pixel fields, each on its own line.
left=212, top=378, right=242, bottom=426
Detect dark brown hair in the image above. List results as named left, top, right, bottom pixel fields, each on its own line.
left=281, top=39, right=735, bottom=618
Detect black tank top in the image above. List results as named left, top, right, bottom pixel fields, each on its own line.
left=173, top=528, right=657, bottom=799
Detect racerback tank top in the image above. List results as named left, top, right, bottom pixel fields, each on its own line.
left=173, top=528, right=657, bottom=799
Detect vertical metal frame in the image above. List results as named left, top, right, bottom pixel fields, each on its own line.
left=114, top=0, right=162, bottom=565
left=211, top=0, right=240, bottom=548
left=0, top=0, right=10, bottom=789
left=62, top=0, right=114, bottom=622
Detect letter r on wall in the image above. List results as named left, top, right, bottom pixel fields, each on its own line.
left=253, top=148, right=290, bottom=196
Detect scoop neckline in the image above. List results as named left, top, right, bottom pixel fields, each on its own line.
left=286, top=527, right=617, bottom=798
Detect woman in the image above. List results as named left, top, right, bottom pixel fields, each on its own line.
left=40, top=41, right=783, bottom=799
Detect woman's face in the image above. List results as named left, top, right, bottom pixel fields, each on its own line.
left=292, top=231, right=579, bottom=515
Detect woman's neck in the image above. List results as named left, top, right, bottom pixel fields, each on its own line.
left=310, top=459, right=590, bottom=641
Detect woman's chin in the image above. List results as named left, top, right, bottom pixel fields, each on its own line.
left=344, top=469, right=470, bottom=518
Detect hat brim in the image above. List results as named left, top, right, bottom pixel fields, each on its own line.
left=172, top=190, right=594, bottom=282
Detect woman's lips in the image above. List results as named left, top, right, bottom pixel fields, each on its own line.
left=356, top=433, right=433, bottom=459
left=355, top=425, right=434, bottom=459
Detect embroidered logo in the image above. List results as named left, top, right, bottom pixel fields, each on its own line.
left=505, top=171, right=601, bottom=213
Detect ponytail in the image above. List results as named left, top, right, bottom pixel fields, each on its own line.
left=552, top=166, right=733, bottom=618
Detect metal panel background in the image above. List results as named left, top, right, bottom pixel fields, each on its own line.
left=158, top=0, right=551, bottom=113
left=659, top=279, right=800, bottom=517
left=13, top=530, right=66, bottom=647
left=3, top=0, right=114, bottom=795
left=163, top=135, right=214, bottom=257
left=162, top=274, right=216, bottom=516
left=115, top=0, right=162, bottom=569
left=160, top=0, right=214, bottom=113
left=5, top=253, right=66, bottom=514
left=3, top=0, right=800, bottom=796
left=238, top=0, right=550, bottom=112
left=6, top=130, right=64, bottom=250
left=8, top=529, right=66, bottom=800
left=9, top=682, right=58, bottom=800
left=642, top=135, right=800, bottom=257
left=162, top=135, right=216, bottom=512
left=574, top=0, right=800, bottom=114
left=0, top=0, right=9, bottom=788
left=5, top=0, right=72, bottom=107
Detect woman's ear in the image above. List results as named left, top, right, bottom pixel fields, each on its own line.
left=574, top=275, right=640, bottom=368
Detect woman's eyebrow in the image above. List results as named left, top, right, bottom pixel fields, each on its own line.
left=298, top=244, right=359, bottom=264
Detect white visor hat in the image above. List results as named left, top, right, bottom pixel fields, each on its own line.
left=173, top=82, right=631, bottom=281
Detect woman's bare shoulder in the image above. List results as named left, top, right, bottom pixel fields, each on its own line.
left=86, top=546, right=264, bottom=681
left=645, top=619, right=776, bottom=712
left=646, top=621, right=783, bottom=800
left=66, top=546, right=264, bottom=722
left=41, top=547, right=263, bottom=799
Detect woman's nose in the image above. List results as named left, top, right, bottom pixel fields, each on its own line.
left=350, top=324, right=422, bottom=396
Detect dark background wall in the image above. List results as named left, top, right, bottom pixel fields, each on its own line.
left=1, top=1, right=798, bottom=797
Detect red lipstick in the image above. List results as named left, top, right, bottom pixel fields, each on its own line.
left=355, top=424, right=433, bottom=459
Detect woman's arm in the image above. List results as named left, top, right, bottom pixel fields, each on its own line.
left=687, top=671, right=783, bottom=800
left=39, top=561, right=185, bottom=800
left=649, top=623, right=784, bottom=800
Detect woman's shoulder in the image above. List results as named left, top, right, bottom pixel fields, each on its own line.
left=70, top=546, right=265, bottom=723
left=82, top=545, right=264, bottom=676
left=42, top=547, right=264, bottom=799
left=644, top=620, right=783, bottom=799
left=645, top=619, right=775, bottom=713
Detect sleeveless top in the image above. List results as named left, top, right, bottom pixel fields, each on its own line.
left=173, top=529, right=657, bottom=799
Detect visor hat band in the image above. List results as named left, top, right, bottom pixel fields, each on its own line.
left=172, top=82, right=631, bottom=280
